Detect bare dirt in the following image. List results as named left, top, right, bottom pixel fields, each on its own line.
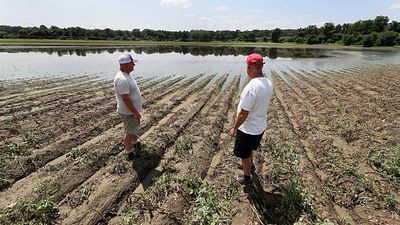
left=1, top=64, right=399, bottom=225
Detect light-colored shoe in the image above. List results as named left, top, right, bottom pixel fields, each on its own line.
left=235, top=174, right=253, bottom=185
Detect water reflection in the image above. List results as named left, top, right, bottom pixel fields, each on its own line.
left=0, top=46, right=329, bottom=59
left=1, top=45, right=399, bottom=81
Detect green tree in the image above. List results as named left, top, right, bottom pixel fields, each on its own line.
left=376, top=31, right=399, bottom=46
left=270, top=28, right=281, bottom=42
left=373, top=16, right=389, bottom=32
left=361, top=32, right=378, bottom=47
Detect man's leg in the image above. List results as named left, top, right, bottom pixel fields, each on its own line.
left=124, top=133, right=138, bottom=153
left=242, top=156, right=252, bottom=177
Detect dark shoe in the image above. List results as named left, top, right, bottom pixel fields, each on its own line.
left=126, top=151, right=141, bottom=160
left=237, top=163, right=255, bottom=171
left=235, top=174, right=253, bottom=185
left=133, top=141, right=143, bottom=151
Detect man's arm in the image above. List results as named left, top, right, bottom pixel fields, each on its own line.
left=121, top=94, right=141, bottom=121
left=230, top=109, right=249, bottom=137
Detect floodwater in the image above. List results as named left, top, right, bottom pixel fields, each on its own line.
left=0, top=45, right=399, bottom=82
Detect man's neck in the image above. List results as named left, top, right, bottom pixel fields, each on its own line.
left=120, top=70, right=130, bottom=75
left=250, top=73, right=264, bottom=79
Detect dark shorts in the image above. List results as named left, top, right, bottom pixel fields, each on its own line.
left=234, top=129, right=264, bottom=159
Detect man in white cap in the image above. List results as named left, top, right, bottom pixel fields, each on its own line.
left=114, top=53, right=143, bottom=160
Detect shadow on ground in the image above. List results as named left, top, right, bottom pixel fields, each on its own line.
left=243, top=172, right=303, bottom=225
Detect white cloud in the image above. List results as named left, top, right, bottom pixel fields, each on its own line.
left=223, top=19, right=243, bottom=26
left=258, top=20, right=294, bottom=29
left=311, top=22, right=326, bottom=28
left=184, top=14, right=196, bottom=18
left=160, top=0, right=192, bottom=8
left=199, top=17, right=213, bottom=23
left=389, top=4, right=400, bottom=11
left=250, top=9, right=264, bottom=13
left=215, top=5, right=230, bottom=12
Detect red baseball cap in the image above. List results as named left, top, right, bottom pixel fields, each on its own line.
left=246, top=53, right=264, bottom=66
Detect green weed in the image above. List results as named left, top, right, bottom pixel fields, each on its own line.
left=0, top=179, right=60, bottom=225
left=186, top=183, right=230, bottom=225
left=273, top=180, right=320, bottom=224
left=66, top=147, right=83, bottom=159
left=331, top=118, right=372, bottom=143
left=369, top=146, right=400, bottom=183
left=382, top=194, right=398, bottom=210
left=23, top=132, right=41, bottom=149
left=175, top=136, right=193, bottom=156
left=67, top=148, right=88, bottom=165
left=266, top=137, right=299, bottom=167
left=111, top=160, right=130, bottom=175
left=1, top=140, right=24, bottom=157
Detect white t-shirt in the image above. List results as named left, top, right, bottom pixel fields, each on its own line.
left=237, top=77, right=274, bottom=135
left=114, top=71, right=143, bottom=115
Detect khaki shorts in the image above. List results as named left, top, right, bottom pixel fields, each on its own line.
left=119, top=113, right=140, bottom=136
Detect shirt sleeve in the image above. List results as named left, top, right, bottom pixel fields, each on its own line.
left=116, top=79, right=129, bottom=95
left=238, top=87, right=256, bottom=111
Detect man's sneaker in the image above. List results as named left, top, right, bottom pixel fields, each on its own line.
left=133, top=141, right=143, bottom=151
left=237, top=163, right=256, bottom=171
left=126, top=151, right=141, bottom=160
left=235, top=174, right=253, bottom=185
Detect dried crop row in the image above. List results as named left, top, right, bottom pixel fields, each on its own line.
left=300, top=67, right=399, bottom=164
left=55, top=75, right=228, bottom=225
left=0, top=74, right=217, bottom=225
left=0, top=75, right=159, bottom=144
left=319, top=67, right=400, bottom=99
left=112, top=76, right=239, bottom=225
left=0, top=75, right=98, bottom=100
left=0, top=76, right=153, bottom=119
left=0, top=75, right=103, bottom=107
left=273, top=71, right=400, bottom=224
left=204, top=76, right=340, bottom=224
left=198, top=96, right=249, bottom=224
left=302, top=69, right=400, bottom=147
left=0, top=78, right=152, bottom=159
left=0, top=80, right=113, bottom=118
left=141, top=76, right=185, bottom=97
left=304, top=68, right=400, bottom=191
left=0, top=75, right=206, bottom=191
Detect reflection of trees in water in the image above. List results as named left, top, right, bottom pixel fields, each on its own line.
left=0, top=46, right=328, bottom=58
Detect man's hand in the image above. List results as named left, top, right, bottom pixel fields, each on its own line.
left=230, top=128, right=237, bottom=137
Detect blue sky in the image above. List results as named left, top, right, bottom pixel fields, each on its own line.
left=1, top=0, right=400, bottom=31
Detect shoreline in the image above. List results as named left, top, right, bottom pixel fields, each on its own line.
left=1, top=39, right=399, bottom=51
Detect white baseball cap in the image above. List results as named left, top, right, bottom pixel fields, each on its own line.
left=118, top=53, right=138, bottom=64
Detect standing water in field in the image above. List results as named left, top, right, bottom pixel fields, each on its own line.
left=0, top=45, right=400, bottom=81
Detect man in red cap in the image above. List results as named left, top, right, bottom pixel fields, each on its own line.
left=230, top=53, right=274, bottom=185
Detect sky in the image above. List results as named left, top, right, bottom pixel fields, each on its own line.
left=1, top=0, right=400, bottom=31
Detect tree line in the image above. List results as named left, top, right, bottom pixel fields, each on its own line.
left=0, top=16, right=399, bottom=47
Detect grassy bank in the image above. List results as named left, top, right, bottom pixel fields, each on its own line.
left=1, top=38, right=399, bottom=50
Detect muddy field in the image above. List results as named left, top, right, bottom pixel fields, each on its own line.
left=0, top=64, right=399, bottom=225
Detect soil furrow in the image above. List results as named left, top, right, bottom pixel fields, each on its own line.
left=0, top=75, right=205, bottom=190
left=0, top=75, right=98, bottom=99
left=124, top=76, right=238, bottom=225
left=55, top=75, right=227, bottom=225
left=272, top=72, right=400, bottom=224
left=0, top=76, right=102, bottom=107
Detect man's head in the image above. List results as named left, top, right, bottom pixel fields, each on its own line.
left=119, top=53, right=136, bottom=74
left=246, top=53, right=264, bottom=78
